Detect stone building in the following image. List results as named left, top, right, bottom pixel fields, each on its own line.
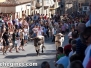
left=0, top=0, right=60, bottom=18
left=57, top=0, right=90, bottom=15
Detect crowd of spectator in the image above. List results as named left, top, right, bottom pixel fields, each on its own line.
left=0, top=2, right=91, bottom=68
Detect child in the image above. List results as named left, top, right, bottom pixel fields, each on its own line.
left=18, top=32, right=25, bottom=51
left=9, top=30, right=19, bottom=53
left=55, top=47, right=65, bottom=62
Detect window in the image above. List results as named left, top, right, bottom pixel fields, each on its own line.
left=37, top=0, right=42, bottom=3
left=84, top=7, right=87, bottom=10
left=37, top=0, right=39, bottom=2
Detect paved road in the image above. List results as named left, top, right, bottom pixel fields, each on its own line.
left=0, top=34, right=68, bottom=68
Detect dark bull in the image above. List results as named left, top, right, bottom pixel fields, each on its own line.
left=33, top=36, right=45, bottom=55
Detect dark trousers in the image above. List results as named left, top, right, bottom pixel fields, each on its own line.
left=46, top=31, right=49, bottom=38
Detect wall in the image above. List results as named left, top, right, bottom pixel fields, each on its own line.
left=82, top=6, right=89, bottom=11
left=82, top=6, right=89, bottom=14
left=15, top=3, right=31, bottom=18
left=65, top=3, right=73, bottom=14
left=0, top=7, right=15, bottom=13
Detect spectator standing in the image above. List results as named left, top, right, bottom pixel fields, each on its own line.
left=81, top=27, right=91, bottom=68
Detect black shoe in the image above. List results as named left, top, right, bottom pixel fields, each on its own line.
left=36, top=50, right=37, bottom=52
left=37, top=49, right=40, bottom=55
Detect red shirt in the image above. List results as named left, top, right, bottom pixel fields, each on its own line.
left=64, top=44, right=72, bottom=51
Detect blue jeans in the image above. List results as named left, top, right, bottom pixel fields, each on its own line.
left=24, top=36, right=28, bottom=40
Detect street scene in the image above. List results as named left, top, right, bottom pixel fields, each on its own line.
left=0, top=34, right=68, bottom=68
left=0, top=0, right=91, bottom=68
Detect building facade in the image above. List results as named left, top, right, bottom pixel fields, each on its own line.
left=0, top=0, right=59, bottom=18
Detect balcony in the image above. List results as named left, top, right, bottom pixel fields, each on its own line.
left=31, top=6, right=36, bottom=10
left=44, top=0, right=54, bottom=7
left=50, top=5, right=55, bottom=10
left=36, top=2, right=42, bottom=8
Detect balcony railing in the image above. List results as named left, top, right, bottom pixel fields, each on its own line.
left=36, top=2, right=42, bottom=8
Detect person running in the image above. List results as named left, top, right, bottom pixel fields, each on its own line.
left=9, top=30, right=19, bottom=53
left=55, top=47, right=65, bottom=62
left=31, top=25, right=38, bottom=38
left=2, top=29, right=9, bottom=55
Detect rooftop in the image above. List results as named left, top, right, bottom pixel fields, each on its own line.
left=0, top=0, right=33, bottom=6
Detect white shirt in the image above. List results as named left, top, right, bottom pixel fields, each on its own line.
left=19, top=21, right=22, bottom=25
left=68, top=32, right=72, bottom=38
left=75, top=23, right=77, bottom=27
left=24, top=28, right=28, bottom=36
left=24, top=28, right=28, bottom=33
left=15, top=18, right=19, bottom=25
left=17, top=39, right=21, bottom=46
left=83, top=44, right=91, bottom=68
left=24, top=22, right=28, bottom=26
left=52, top=28, right=57, bottom=35
left=32, top=28, right=38, bottom=33
left=37, top=29, right=43, bottom=36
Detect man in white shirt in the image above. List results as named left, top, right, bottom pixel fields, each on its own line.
left=37, top=26, right=44, bottom=44
left=37, top=26, right=43, bottom=36
left=14, top=18, right=19, bottom=29
left=32, top=25, right=38, bottom=38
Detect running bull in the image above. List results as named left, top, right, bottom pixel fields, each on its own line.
left=33, top=36, right=45, bottom=55
left=55, top=33, right=64, bottom=50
